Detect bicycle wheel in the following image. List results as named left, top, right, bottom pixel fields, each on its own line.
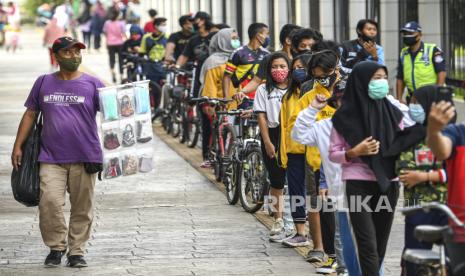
left=186, top=105, right=200, bottom=148
left=170, top=102, right=182, bottom=138
left=178, top=103, right=187, bottom=143
left=149, top=81, right=162, bottom=122
left=224, top=143, right=240, bottom=205
left=239, top=146, right=267, bottom=213
left=213, top=124, right=236, bottom=182
left=160, top=84, right=172, bottom=131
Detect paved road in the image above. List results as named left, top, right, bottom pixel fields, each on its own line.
left=0, top=28, right=411, bottom=276
left=0, top=28, right=315, bottom=276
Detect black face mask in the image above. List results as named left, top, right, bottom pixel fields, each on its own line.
left=315, top=72, right=338, bottom=88
left=403, top=35, right=418, bottom=46
left=327, top=96, right=339, bottom=109
left=360, top=33, right=376, bottom=42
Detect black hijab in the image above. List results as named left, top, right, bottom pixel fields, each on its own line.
left=332, top=61, right=404, bottom=192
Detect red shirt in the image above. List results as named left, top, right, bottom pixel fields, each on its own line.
left=443, top=124, right=465, bottom=241
left=143, top=21, right=155, bottom=33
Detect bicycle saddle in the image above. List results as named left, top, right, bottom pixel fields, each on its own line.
left=414, top=225, right=448, bottom=244
left=402, top=249, right=440, bottom=265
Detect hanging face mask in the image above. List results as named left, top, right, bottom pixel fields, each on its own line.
left=271, top=69, right=289, bottom=83
left=259, top=35, right=270, bottom=48
left=368, top=79, right=389, bottom=100
left=315, top=72, right=337, bottom=88
left=359, top=32, right=376, bottom=42
left=56, top=56, right=81, bottom=72
left=231, top=39, right=241, bottom=49
left=408, top=103, right=426, bottom=124
left=403, top=35, right=418, bottom=46
left=157, top=25, right=167, bottom=33
left=292, top=68, right=307, bottom=83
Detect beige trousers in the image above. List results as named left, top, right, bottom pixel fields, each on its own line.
left=38, top=163, right=95, bottom=256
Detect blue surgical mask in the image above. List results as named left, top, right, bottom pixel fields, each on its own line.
left=368, top=79, right=389, bottom=100
left=409, top=103, right=426, bottom=124
left=261, top=36, right=270, bottom=48
left=292, top=68, right=307, bottom=83
left=231, top=39, right=241, bottom=49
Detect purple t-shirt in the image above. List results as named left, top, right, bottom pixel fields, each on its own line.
left=24, top=73, right=105, bottom=164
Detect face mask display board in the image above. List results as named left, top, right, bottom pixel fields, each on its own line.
left=98, top=80, right=154, bottom=179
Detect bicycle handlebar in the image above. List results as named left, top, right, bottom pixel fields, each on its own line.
left=190, top=97, right=232, bottom=105
left=399, top=202, right=465, bottom=227
left=217, top=109, right=255, bottom=116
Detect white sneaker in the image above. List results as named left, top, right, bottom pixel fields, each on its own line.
left=269, top=228, right=296, bottom=243
left=270, top=217, right=284, bottom=236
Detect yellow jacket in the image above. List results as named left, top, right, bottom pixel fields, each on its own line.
left=279, top=89, right=306, bottom=168
left=288, top=82, right=335, bottom=171
left=201, top=64, right=237, bottom=110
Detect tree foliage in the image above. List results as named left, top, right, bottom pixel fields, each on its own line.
left=23, top=0, right=65, bottom=17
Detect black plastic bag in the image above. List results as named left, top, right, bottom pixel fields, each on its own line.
left=11, top=113, right=42, bottom=207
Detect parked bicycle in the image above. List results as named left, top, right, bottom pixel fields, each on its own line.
left=161, top=65, right=193, bottom=140
left=191, top=97, right=234, bottom=182
left=400, top=202, right=465, bottom=276
left=219, top=104, right=268, bottom=213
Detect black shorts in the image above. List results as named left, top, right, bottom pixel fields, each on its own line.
left=305, top=162, right=320, bottom=208
left=260, top=127, right=285, bottom=189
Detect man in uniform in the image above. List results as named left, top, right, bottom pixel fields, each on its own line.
left=396, top=21, right=446, bottom=103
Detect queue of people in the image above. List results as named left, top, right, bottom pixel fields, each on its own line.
left=10, top=3, right=465, bottom=275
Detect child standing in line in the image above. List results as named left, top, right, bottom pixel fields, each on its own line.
left=253, top=52, right=291, bottom=238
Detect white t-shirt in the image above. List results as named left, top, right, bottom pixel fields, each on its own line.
left=253, top=84, right=286, bottom=128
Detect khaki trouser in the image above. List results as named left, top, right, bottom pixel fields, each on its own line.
left=38, top=163, right=96, bottom=256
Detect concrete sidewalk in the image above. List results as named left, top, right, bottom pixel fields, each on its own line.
left=0, top=28, right=316, bottom=276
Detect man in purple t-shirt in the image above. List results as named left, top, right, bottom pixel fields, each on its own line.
left=11, top=37, right=104, bottom=268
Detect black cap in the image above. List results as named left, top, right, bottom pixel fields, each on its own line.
left=194, top=11, right=211, bottom=21
left=52, top=36, right=86, bottom=53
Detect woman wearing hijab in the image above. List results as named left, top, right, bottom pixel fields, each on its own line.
left=398, top=85, right=454, bottom=276
left=198, top=28, right=240, bottom=168
left=328, top=61, right=420, bottom=276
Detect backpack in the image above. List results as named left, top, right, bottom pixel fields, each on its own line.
left=122, top=154, right=138, bottom=175
left=105, top=157, right=121, bottom=179
left=136, top=120, right=152, bottom=143
left=139, top=154, right=153, bottom=173
left=122, top=124, right=135, bottom=147
left=103, top=131, right=120, bottom=150
left=193, top=40, right=210, bottom=63
left=120, top=95, right=134, bottom=117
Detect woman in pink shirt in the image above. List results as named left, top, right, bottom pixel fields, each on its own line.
left=329, top=61, right=421, bottom=276
left=43, top=18, right=65, bottom=69
left=103, top=10, right=126, bottom=83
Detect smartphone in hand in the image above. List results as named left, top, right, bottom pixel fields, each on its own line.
left=435, top=85, right=454, bottom=103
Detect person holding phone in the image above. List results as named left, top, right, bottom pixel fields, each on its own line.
left=428, top=97, right=465, bottom=242
left=340, top=19, right=384, bottom=73
left=397, top=85, right=454, bottom=276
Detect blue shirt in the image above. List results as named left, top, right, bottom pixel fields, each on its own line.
left=356, top=44, right=384, bottom=65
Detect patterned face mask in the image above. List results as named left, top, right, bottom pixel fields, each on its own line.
left=315, top=72, right=337, bottom=88
left=271, top=69, right=289, bottom=83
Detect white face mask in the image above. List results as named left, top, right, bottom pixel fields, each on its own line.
left=157, top=25, right=167, bottom=33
